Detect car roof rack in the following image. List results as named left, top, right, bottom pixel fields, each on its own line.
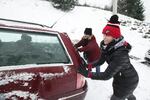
left=0, top=18, right=52, bottom=29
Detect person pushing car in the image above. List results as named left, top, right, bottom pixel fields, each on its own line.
left=78, top=15, right=139, bottom=100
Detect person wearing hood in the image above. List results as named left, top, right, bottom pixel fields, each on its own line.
left=78, top=15, right=139, bottom=100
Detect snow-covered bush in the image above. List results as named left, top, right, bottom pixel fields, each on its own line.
left=51, top=0, right=77, bottom=11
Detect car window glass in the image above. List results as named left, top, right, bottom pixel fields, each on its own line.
left=0, top=30, right=70, bottom=67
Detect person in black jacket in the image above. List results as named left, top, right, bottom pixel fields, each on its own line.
left=78, top=15, right=139, bottom=100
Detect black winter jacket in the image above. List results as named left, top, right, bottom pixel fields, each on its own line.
left=92, top=37, right=139, bottom=98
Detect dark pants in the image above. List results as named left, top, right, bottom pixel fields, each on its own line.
left=96, top=65, right=100, bottom=73
left=89, top=59, right=100, bottom=73
left=110, top=94, right=136, bottom=100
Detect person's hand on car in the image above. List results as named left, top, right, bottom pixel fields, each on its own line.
left=78, top=65, right=93, bottom=78
left=87, top=63, right=93, bottom=71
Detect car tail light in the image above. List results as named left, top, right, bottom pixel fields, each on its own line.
left=76, top=73, right=86, bottom=89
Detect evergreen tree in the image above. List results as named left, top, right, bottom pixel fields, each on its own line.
left=51, top=0, right=77, bottom=11
left=118, top=0, right=145, bottom=21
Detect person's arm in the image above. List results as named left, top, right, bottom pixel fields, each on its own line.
left=78, top=43, right=91, bottom=52
left=91, top=50, right=130, bottom=80
left=74, top=37, right=87, bottom=48
left=74, top=40, right=82, bottom=48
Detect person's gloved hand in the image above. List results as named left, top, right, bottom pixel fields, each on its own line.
left=87, top=63, right=93, bottom=71
left=77, top=48, right=81, bottom=52
left=78, top=66, right=93, bottom=78
left=87, top=71, right=92, bottom=78
left=78, top=66, right=88, bottom=77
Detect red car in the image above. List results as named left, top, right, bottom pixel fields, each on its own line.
left=0, top=18, right=87, bottom=100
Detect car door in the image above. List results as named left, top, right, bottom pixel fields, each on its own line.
left=0, top=28, right=77, bottom=99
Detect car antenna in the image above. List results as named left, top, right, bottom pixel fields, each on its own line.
left=105, top=17, right=109, bottom=22
left=50, top=13, right=67, bottom=28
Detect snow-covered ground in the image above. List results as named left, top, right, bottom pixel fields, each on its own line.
left=0, top=0, right=150, bottom=100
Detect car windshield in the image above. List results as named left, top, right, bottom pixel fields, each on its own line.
left=0, top=29, right=71, bottom=66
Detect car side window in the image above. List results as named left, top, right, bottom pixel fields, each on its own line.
left=0, top=30, right=70, bottom=67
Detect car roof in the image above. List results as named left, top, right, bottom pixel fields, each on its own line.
left=0, top=18, right=59, bottom=35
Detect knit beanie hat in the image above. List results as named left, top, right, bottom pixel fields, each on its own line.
left=84, top=28, right=92, bottom=35
left=102, top=15, right=121, bottom=39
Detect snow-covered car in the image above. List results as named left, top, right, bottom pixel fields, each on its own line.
left=145, top=49, right=150, bottom=63
left=0, top=18, right=87, bottom=100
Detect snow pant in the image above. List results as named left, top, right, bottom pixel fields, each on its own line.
left=110, top=94, right=136, bottom=100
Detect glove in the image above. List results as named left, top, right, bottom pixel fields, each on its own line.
left=88, top=71, right=93, bottom=78
left=78, top=66, right=88, bottom=77
left=77, top=48, right=81, bottom=52
left=78, top=66, right=93, bottom=78
left=87, top=63, right=93, bottom=71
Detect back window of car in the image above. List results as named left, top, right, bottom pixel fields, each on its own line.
left=0, top=29, right=71, bottom=67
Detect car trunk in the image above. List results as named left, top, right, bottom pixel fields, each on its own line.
left=0, top=65, right=76, bottom=99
